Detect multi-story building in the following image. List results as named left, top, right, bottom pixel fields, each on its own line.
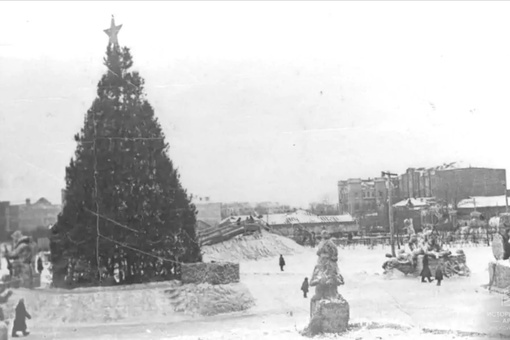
left=338, top=177, right=396, bottom=216
left=397, top=165, right=506, bottom=207
left=338, top=163, right=507, bottom=230
left=193, top=197, right=222, bottom=228
left=338, top=177, right=398, bottom=229
left=0, top=198, right=61, bottom=240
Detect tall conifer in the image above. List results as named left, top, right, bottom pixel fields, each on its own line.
left=50, top=17, right=201, bottom=287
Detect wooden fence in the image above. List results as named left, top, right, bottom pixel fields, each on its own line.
left=332, top=231, right=498, bottom=249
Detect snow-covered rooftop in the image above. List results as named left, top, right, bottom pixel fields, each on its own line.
left=219, top=215, right=263, bottom=225
left=457, top=195, right=510, bottom=209
left=263, top=209, right=354, bottom=225
left=393, top=197, right=435, bottom=208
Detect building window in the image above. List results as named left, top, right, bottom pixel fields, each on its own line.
left=379, top=191, right=383, bottom=197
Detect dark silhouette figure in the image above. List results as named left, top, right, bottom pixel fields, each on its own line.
left=37, top=257, right=44, bottom=274
left=279, top=255, right=286, bottom=271
left=420, top=254, right=433, bottom=283
left=301, top=277, right=309, bottom=298
left=12, top=298, right=31, bottom=337
left=6, top=259, right=12, bottom=277
left=435, top=261, right=448, bottom=286
left=503, top=229, right=510, bottom=260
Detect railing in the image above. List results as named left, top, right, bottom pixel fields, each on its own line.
left=197, top=222, right=264, bottom=246
left=331, top=231, right=498, bottom=249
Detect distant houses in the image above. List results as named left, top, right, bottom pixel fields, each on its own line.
left=0, top=198, right=61, bottom=241
left=338, top=163, right=508, bottom=231
left=457, top=195, right=509, bottom=220
left=263, top=209, right=357, bottom=239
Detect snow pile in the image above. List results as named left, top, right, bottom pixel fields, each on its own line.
left=202, top=230, right=304, bottom=262
left=168, top=324, right=487, bottom=340
left=2, top=280, right=254, bottom=325
left=5, top=282, right=181, bottom=325
left=170, top=282, right=255, bottom=316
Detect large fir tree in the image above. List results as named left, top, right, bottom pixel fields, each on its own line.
left=50, top=17, right=201, bottom=287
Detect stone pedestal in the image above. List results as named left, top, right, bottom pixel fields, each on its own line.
left=305, top=295, right=349, bottom=336
left=488, top=261, right=510, bottom=289
left=181, top=262, right=240, bottom=285
left=0, top=321, right=8, bottom=340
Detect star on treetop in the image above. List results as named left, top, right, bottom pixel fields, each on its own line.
left=104, top=15, right=122, bottom=45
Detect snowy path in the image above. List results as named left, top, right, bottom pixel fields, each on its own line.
left=21, top=245, right=510, bottom=339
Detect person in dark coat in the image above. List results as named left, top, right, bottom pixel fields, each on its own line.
left=279, top=255, right=286, bottom=271
left=503, top=228, right=510, bottom=260
left=420, top=254, right=433, bottom=283
left=12, top=298, right=31, bottom=337
left=7, top=260, right=12, bottom=277
left=301, top=277, right=309, bottom=298
left=37, top=257, right=44, bottom=274
left=435, top=260, right=448, bottom=286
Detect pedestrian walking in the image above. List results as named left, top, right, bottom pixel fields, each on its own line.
left=279, top=254, right=285, bottom=271
left=12, top=298, right=31, bottom=337
left=435, top=259, right=448, bottom=286
left=420, top=254, right=433, bottom=283
left=37, top=257, right=43, bottom=275
left=301, top=277, right=309, bottom=298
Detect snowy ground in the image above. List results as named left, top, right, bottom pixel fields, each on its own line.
left=10, top=242, right=510, bottom=339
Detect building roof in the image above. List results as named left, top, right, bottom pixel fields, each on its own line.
left=457, top=195, right=509, bottom=209
left=393, top=197, right=435, bottom=208
left=263, top=209, right=354, bottom=225
left=219, top=215, right=263, bottom=225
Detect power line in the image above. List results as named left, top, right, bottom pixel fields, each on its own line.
left=98, top=234, right=181, bottom=265
left=93, top=113, right=102, bottom=284
left=84, top=208, right=139, bottom=234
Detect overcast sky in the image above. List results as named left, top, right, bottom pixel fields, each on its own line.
left=1, top=1, right=510, bottom=208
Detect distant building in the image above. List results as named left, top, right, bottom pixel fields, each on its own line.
left=337, top=177, right=396, bottom=229
left=0, top=198, right=61, bottom=240
left=338, top=162, right=507, bottom=230
left=398, top=165, right=506, bottom=207
left=220, top=202, right=254, bottom=218
left=263, top=209, right=357, bottom=239
left=308, top=202, right=339, bottom=215
left=192, top=196, right=222, bottom=227
left=457, top=195, right=509, bottom=220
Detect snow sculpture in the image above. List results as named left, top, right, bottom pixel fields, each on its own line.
left=304, top=230, right=349, bottom=336
left=4, top=231, right=35, bottom=288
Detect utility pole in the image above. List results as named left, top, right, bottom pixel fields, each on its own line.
left=505, top=177, right=508, bottom=213
left=382, top=171, right=398, bottom=256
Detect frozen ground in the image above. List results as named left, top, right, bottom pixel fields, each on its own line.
left=7, top=241, right=510, bottom=339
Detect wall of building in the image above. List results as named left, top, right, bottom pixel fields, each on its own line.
left=432, top=168, right=506, bottom=206
left=338, top=177, right=394, bottom=228
left=0, top=199, right=61, bottom=238
left=17, top=199, right=61, bottom=233
left=195, top=202, right=222, bottom=227
left=272, top=222, right=358, bottom=237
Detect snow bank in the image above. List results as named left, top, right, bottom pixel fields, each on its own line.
left=181, top=262, right=240, bottom=284
left=3, top=282, right=179, bottom=325
left=3, top=280, right=254, bottom=325
left=169, top=283, right=255, bottom=316
left=168, top=323, right=485, bottom=340
left=202, top=230, right=304, bottom=262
